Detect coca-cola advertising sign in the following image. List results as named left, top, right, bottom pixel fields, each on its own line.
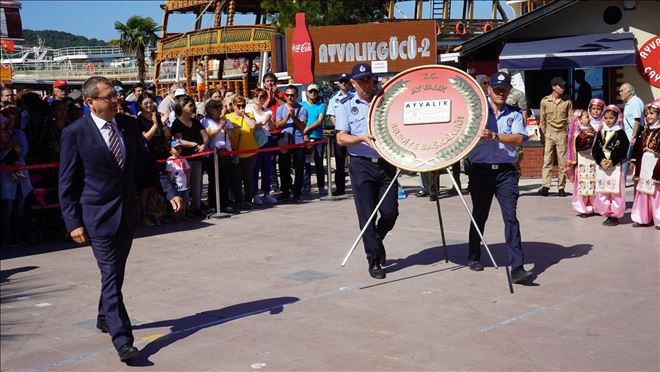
left=290, top=13, right=314, bottom=83
left=286, top=20, right=436, bottom=77
left=292, top=42, right=312, bottom=53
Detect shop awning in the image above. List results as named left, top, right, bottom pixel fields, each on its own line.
left=499, top=33, right=636, bottom=70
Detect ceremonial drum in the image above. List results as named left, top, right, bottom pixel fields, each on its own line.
left=368, top=65, right=488, bottom=172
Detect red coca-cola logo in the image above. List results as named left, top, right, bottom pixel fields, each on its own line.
left=292, top=42, right=312, bottom=53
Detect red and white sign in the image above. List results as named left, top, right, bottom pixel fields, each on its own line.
left=290, top=13, right=314, bottom=84
left=637, top=35, right=660, bottom=88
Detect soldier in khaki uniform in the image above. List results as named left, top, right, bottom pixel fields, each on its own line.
left=539, top=76, right=573, bottom=197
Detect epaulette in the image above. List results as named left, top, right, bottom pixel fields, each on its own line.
left=339, top=92, right=354, bottom=104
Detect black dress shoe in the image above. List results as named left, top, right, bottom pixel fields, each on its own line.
left=416, top=189, right=429, bottom=197
left=468, top=260, right=484, bottom=271
left=558, top=188, right=567, bottom=197
left=538, top=187, right=549, bottom=197
left=117, top=344, right=139, bottom=362
left=429, top=194, right=438, bottom=201
left=632, top=222, right=651, bottom=227
left=511, top=267, right=535, bottom=284
left=96, top=319, right=109, bottom=333
left=369, top=264, right=386, bottom=279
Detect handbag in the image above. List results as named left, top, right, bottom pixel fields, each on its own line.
left=254, top=127, right=268, bottom=148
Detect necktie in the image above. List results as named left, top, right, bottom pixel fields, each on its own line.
left=105, top=122, right=124, bottom=170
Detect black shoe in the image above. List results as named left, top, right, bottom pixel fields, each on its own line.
left=468, top=260, right=484, bottom=271
left=429, top=194, right=438, bottom=201
left=333, top=189, right=345, bottom=196
left=279, top=192, right=291, bottom=201
left=416, top=189, right=429, bottom=197
left=558, top=188, right=567, bottom=197
left=602, top=217, right=619, bottom=226
left=448, top=188, right=459, bottom=196
left=117, top=344, right=139, bottom=362
left=369, top=264, right=386, bottom=279
left=632, top=222, right=651, bottom=227
left=96, top=319, right=109, bottom=333
left=577, top=213, right=589, bottom=218
left=511, top=267, right=535, bottom=284
left=538, top=187, right=549, bottom=197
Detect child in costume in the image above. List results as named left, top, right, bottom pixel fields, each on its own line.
left=566, top=109, right=599, bottom=217
left=630, top=100, right=660, bottom=229
left=592, top=104, right=629, bottom=226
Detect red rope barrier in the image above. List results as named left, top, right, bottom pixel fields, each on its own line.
left=0, top=139, right=329, bottom=171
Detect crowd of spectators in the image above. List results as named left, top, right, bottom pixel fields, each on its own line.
left=0, top=73, right=341, bottom=246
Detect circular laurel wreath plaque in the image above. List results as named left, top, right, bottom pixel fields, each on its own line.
left=368, top=64, right=488, bottom=172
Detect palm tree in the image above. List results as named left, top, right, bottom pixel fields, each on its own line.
left=114, top=16, right=162, bottom=83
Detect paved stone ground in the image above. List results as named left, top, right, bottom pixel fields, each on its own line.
left=1, top=173, right=658, bottom=371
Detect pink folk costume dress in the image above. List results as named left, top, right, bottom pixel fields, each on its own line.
left=630, top=101, right=660, bottom=228
left=566, top=102, right=603, bottom=216
left=592, top=105, right=629, bottom=221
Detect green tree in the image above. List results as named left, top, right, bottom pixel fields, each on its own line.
left=114, top=16, right=162, bottom=83
left=260, top=0, right=389, bottom=33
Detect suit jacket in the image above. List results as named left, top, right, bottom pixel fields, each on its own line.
left=59, top=113, right=141, bottom=237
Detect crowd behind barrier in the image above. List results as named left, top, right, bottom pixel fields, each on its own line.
left=0, top=77, right=340, bottom=246
left=1, top=75, right=658, bottom=246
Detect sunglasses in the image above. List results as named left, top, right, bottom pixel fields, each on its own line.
left=339, top=80, right=349, bottom=84
left=308, top=90, right=319, bottom=94
left=481, top=81, right=490, bottom=85
left=285, top=93, right=296, bottom=97
left=235, top=104, right=246, bottom=109
left=257, top=93, right=267, bottom=99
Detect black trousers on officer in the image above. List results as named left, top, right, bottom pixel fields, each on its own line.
left=468, top=164, right=524, bottom=269
left=349, top=156, right=399, bottom=267
left=334, top=138, right=347, bottom=193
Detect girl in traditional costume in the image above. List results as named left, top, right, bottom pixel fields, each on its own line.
left=566, top=109, right=599, bottom=217
left=630, top=100, right=660, bottom=229
left=592, top=104, right=629, bottom=226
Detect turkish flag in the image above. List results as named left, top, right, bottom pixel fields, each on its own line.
left=1, top=40, right=14, bottom=52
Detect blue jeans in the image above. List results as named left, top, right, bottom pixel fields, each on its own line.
left=622, top=145, right=633, bottom=182
left=253, top=137, right=274, bottom=195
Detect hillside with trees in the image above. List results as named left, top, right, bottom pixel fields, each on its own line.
left=21, top=29, right=109, bottom=48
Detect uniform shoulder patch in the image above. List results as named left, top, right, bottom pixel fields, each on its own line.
left=339, top=93, right=354, bottom=104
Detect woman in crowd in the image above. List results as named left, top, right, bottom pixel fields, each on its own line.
left=137, top=93, right=172, bottom=224
left=247, top=88, right=277, bottom=205
left=201, top=98, right=242, bottom=213
left=171, top=95, right=209, bottom=215
left=1, top=106, right=32, bottom=245
left=225, top=95, right=260, bottom=209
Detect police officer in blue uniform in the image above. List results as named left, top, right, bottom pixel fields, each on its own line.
left=467, top=71, right=534, bottom=284
left=326, top=73, right=354, bottom=195
left=335, top=63, right=399, bottom=280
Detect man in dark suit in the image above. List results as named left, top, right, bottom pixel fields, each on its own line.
left=59, top=76, right=182, bottom=362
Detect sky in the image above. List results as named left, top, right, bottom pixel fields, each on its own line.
left=20, top=0, right=514, bottom=42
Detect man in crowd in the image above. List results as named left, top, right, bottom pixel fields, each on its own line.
left=326, top=73, right=353, bottom=195
left=505, top=73, right=528, bottom=178
left=619, top=82, right=645, bottom=180
left=262, top=72, right=284, bottom=193
left=48, top=79, right=68, bottom=103
left=466, top=71, right=534, bottom=284
left=1, top=87, right=13, bottom=104
left=275, top=85, right=307, bottom=201
left=538, top=76, right=572, bottom=197
left=574, top=70, right=592, bottom=110
left=59, top=76, right=183, bottom=363
left=125, top=82, right=145, bottom=116
left=157, top=84, right=179, bottom=126
left=301, top=83, right=327, bottom=195
left=335, top=63, right=399, bottom=280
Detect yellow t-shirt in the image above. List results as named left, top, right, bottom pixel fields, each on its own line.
left=225, top=113, right=258, bottom=158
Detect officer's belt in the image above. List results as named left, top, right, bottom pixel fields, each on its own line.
left=471, top=163, right=515, bottom=170
left=350, top=155, right=385, bottom=164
